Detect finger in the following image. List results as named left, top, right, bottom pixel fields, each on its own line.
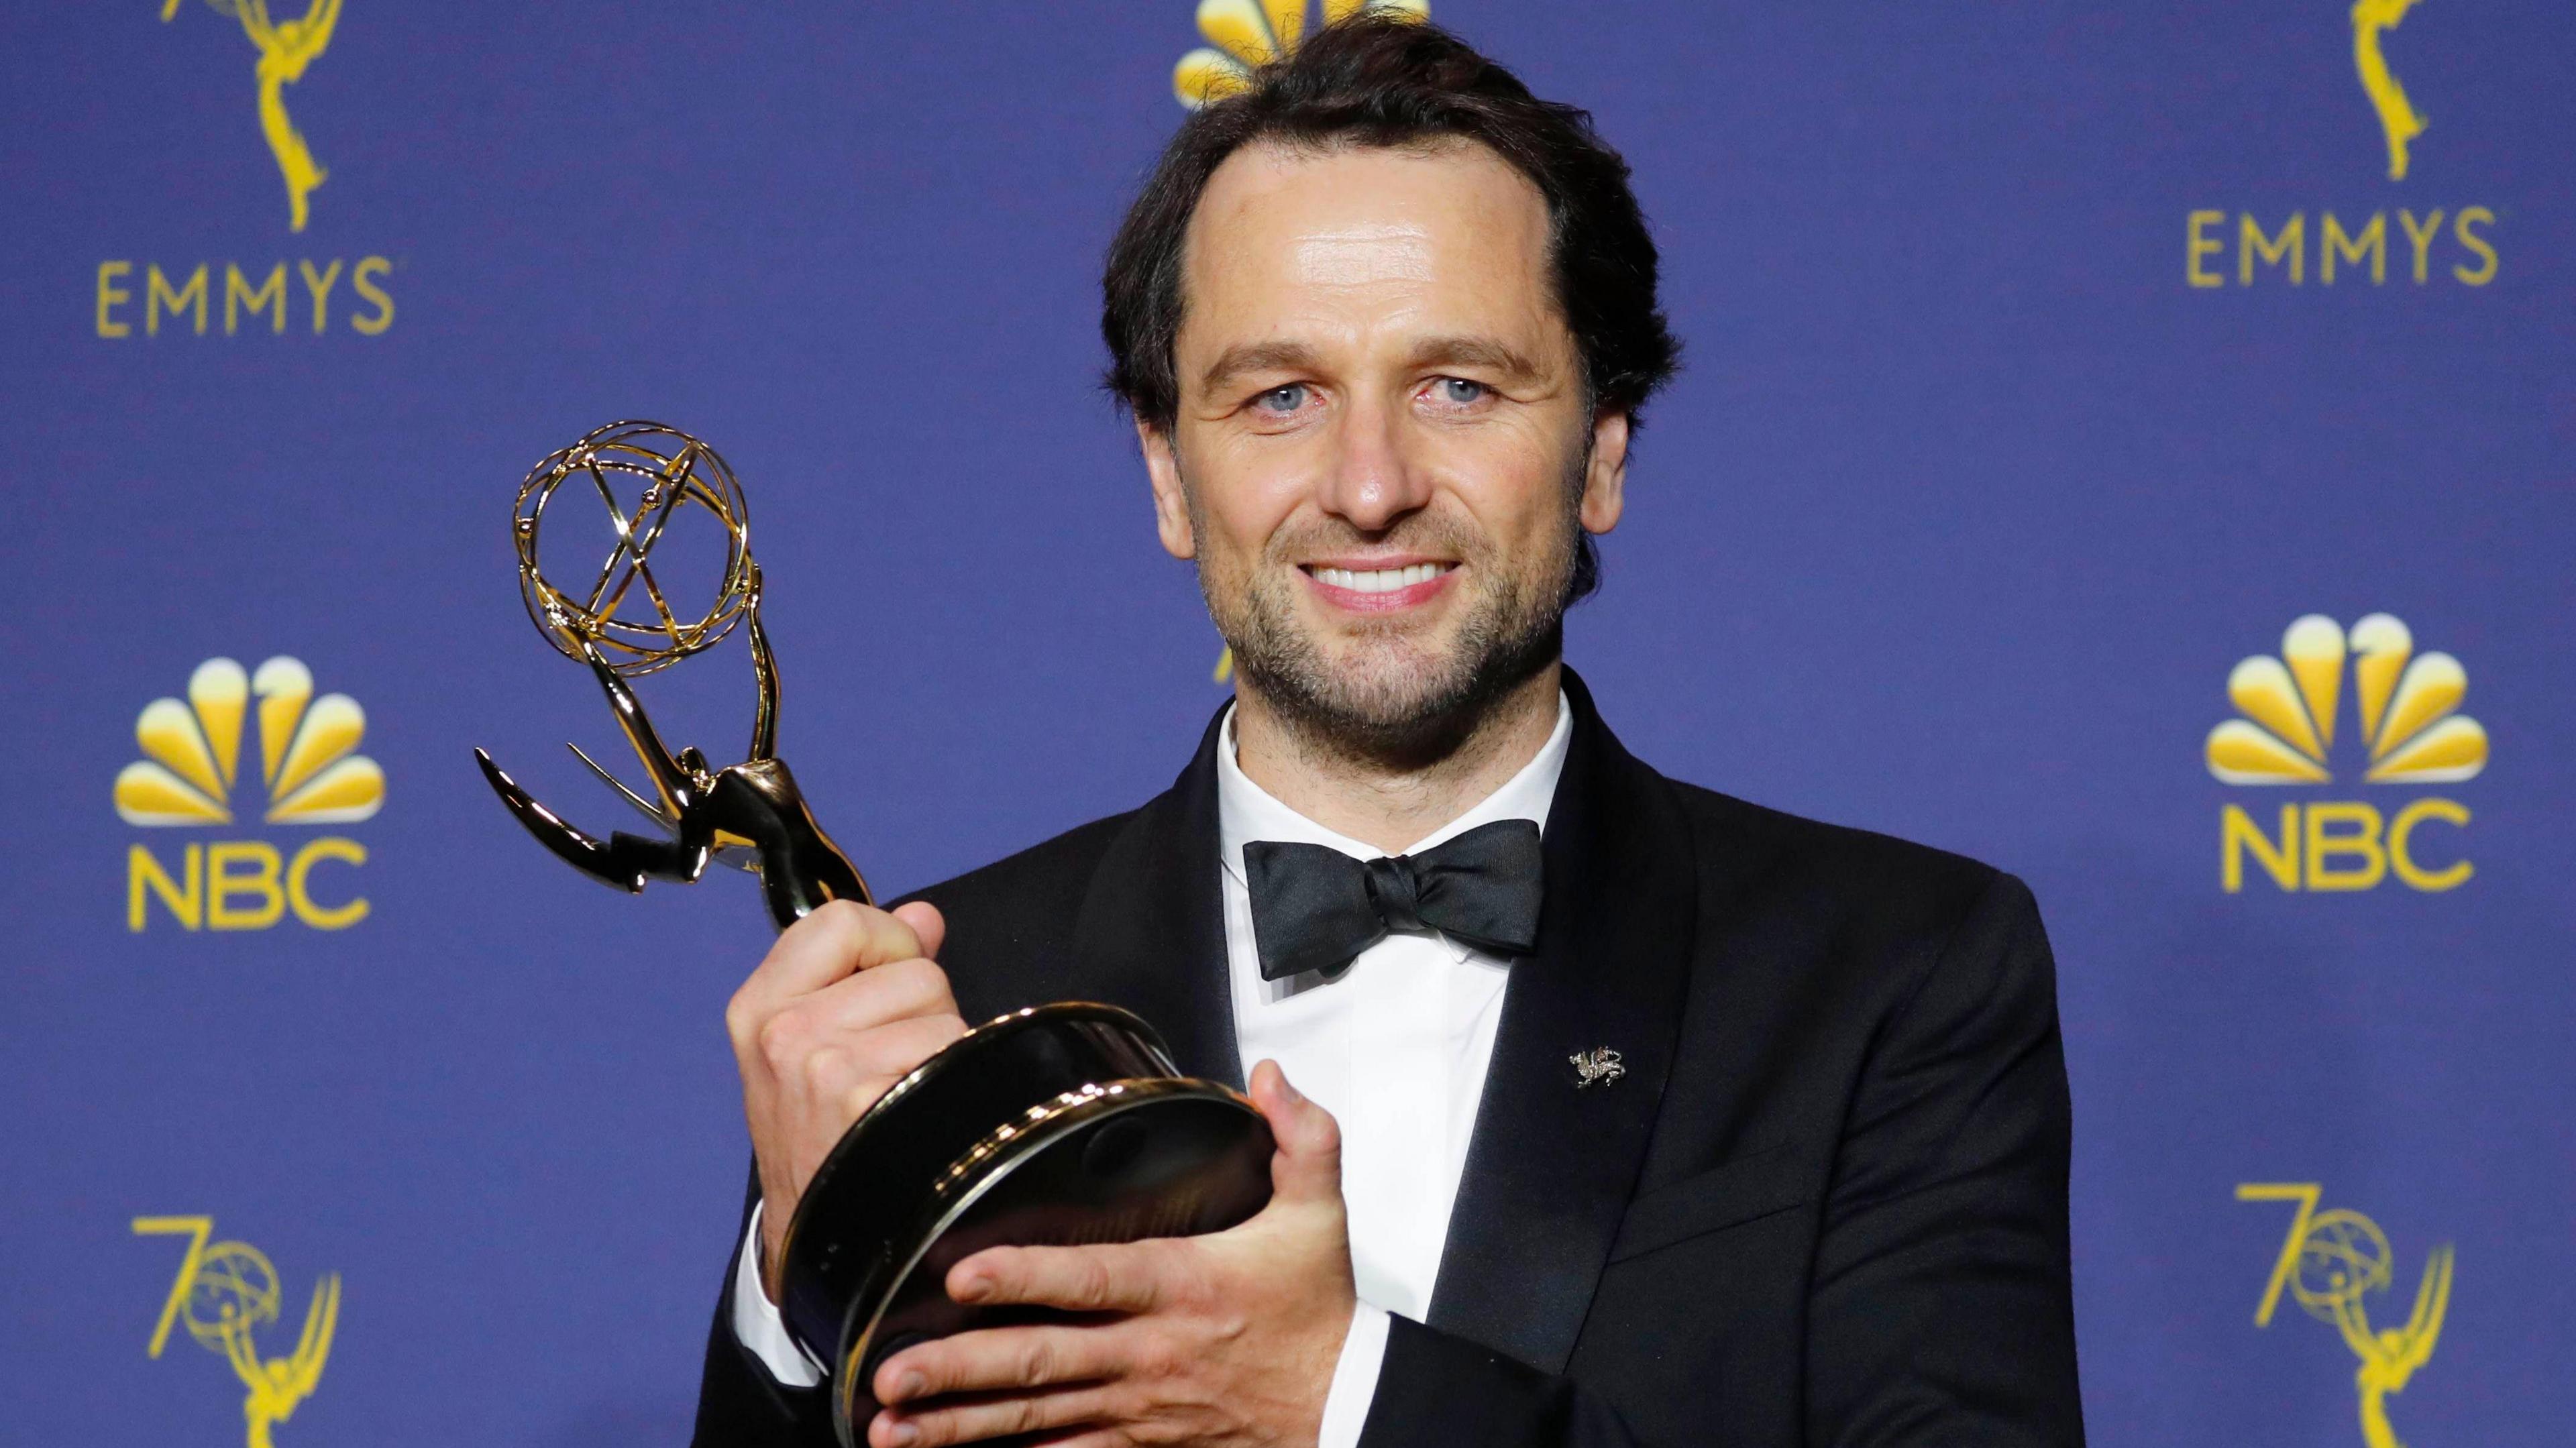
left=891, top=899, right=946, bottom=960
left=1250, top=1058, right=1343, bottom=1204
left=743, top=965, right=959, bottom=1091
left=796, top=957, right=961, bottom=1035
left=949, top=1241, right=1167, bottom=1314
left=871, top=1384, right=1118, bottom=1448
left=1016, top=1432, right=1132, bottom=1448
left=833, top=1015, right=971, bottom=1115
left=740, top=901, right=926, bottom=1004
left=874, top=1322, right=1128, bottom=1405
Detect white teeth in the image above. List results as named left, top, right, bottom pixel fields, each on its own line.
left=1313, top=563, right=1449, bottom=594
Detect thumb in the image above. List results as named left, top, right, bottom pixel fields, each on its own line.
left=1249, top=1059, right=1342, bottom=1206
left=890, top=900, right=946, bottom=960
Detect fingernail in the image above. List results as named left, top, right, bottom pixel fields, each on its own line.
left=896, top=1370, right=925, bottom=1402
left=885, top=1422, right=918, bottom=1448
left=953, top=1274, right=987, bottom=1302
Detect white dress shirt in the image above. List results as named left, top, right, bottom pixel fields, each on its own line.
left=731, top=693, right=1574, bottom=1447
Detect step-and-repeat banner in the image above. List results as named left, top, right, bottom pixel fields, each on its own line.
left=3, top=2, right=2567, bottom=1443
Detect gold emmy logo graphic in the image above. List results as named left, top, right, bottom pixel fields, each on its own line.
left=2205, top=615, right=2481, bottom=893
left=2182, top=3, right=2495, bottom=288
left=2237, top=1184, right=2455, bottom=1448
left=133, top=1215, right=341, bottom=1448
left=2352, top=0, right=2427, bottom=181
left=99, top=1, right=391, bottom=340
left=1174, top=0, right=1430, bottom=108
left=116, top=656, right=380, bottom=931
left=161, top=0, right=342, bottom=233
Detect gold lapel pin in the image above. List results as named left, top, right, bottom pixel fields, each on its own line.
left=1570, top=1047, right=1625, bottom=1088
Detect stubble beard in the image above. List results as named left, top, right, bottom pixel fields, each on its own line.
left=1188, top=465, right=1585, bottom=769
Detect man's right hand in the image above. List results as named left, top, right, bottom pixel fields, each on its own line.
left=726, top=899, right=966, bottom=1301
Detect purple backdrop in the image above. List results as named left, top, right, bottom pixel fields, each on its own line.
left=3, top=2, right=2569, bottom=1443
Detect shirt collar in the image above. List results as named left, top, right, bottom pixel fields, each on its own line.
left=1216, top=689, right=1574, bottom=889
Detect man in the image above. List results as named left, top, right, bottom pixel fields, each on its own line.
left=696, top=18, right=2083, bottom=1448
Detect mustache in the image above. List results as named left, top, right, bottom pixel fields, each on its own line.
left=1261, top=512, right=1488, bottom=565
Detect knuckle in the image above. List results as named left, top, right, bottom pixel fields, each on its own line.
left=810, top=901, right=880, bottom=961
left=798, top=1044, right=851, bottom=1098
left=1015, top=1337, right=1053, bottom=1388
left=753, top=1009, right=803, bottom=1069
left=781, top=899, right=853, bottom=951
left=1311, top=1109, right=1342, bottom=1152
left=812, top=897, right=874, bottom=932
left=877, top=956, right=955, bottom=1009
left=1081, top=1256, right=1117, bottom=1308
left=723, top=991, right=760, bottom=1049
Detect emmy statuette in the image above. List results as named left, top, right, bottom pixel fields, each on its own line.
left=473, top=421, right=1273, bottom=1445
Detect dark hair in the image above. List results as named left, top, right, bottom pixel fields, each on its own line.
left=1102, top=19, right=1678, bottom=601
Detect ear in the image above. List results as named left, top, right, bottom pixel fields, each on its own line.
left=1580, top=410, right=1630, bottom=535
left=1139, top=418, right=1197, bottom=560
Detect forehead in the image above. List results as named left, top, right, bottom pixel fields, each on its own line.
left=1179, top=138, right=1558, bottom=346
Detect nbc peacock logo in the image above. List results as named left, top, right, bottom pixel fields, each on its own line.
left=2205, top=615, right=2481, bottom=894
left=115, top=656, right=380, bottom=932
left=1173, top=0, right=1429, bottom=109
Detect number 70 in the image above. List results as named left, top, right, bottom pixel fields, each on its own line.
left=2235, top=1182, right=2323, bottom=1328
left=131, top=1215, right=215, bottom=1359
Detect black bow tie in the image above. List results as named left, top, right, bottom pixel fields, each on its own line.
left=1242, top=818, right=1545, bottom=982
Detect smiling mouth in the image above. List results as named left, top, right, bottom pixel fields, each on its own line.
left=1303, top=562, right=1455, bottom=594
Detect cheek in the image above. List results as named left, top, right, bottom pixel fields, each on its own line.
left=1187, top=435, right=1319, bottom=560
left=1429, top=425, right=1575, bottom=550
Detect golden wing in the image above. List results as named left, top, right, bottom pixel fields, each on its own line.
left=282, top=1273, right=341, bottom=1399
left=280, top=0, right=342, bottom=66
left=2392, top=1244, right=2453, bottom=1374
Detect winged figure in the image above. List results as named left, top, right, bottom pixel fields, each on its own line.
left=2351, top=0, right=2428, bottom=180
left=2337, top=1243, right=2453, bottom=1448
left=161, top=0, right=343, bottom=231
left=222, top=1272, right=340, bottom=1448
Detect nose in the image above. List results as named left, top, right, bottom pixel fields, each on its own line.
left=1316, top=392, right=1431, bottom=533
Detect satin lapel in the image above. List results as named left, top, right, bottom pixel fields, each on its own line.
left=1425, top=671, right=1697, bottom=1374
left=1067, top=708, right=1244, bottom=1088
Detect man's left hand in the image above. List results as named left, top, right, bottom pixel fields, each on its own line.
left=868, top=1059, right=1356, bottom=1448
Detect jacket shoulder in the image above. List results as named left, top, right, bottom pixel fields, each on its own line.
left=1660, top=776, right=2028, bottom=933
left=1652, top=777, right=2055, bottom=1078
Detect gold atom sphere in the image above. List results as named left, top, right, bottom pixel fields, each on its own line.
left=183, top=1241, right=282, bottom=1349
left=511, top=420, right=758, bottom=677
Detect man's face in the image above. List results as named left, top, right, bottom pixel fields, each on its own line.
left=1142, top=138, right=1627, bottom=753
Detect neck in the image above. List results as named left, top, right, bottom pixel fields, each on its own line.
left=1229, top=662, right=1563, bottom=854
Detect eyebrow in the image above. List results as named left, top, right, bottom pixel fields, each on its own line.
left=1199, top=340, right=1323, bottom=396
left=1195, top=335, right=1548, bottom=396
left=1406, top=335, right=1546, bottom=382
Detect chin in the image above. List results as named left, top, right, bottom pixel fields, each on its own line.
left=1274, top=632, right=1552, bottom=756
left=1214, top=551, right=1568, bottom=754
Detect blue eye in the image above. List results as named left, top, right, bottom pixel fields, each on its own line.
left=1254, top=384, right=1309, bottom=413
left=1434, top=378, right=1489, bottom=404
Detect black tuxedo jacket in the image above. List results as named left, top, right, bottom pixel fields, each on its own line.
left=694, top=673, right=2084, bottom=1447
